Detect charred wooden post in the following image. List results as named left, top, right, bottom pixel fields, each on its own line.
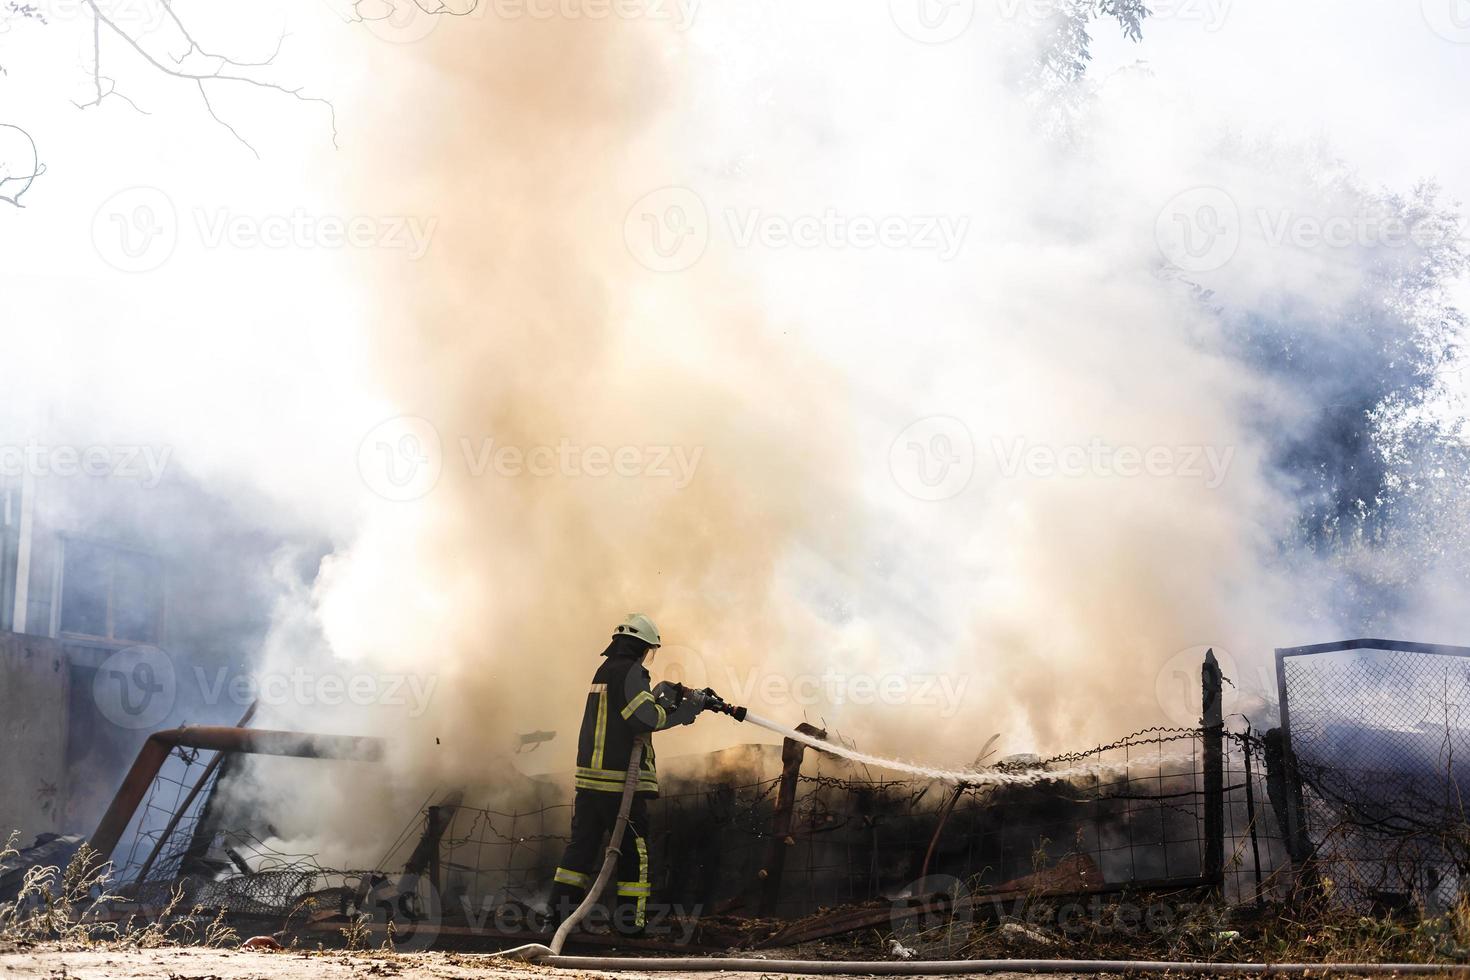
left=757, top=722, right=826, bottom=916
left=1240, top=733, right=1265, bottom=905
left=406, top=797, right=460, bottom=892
left=1263, top=726, right=1317, bottom=889
left=1202, top=649, right=1225, bottom=895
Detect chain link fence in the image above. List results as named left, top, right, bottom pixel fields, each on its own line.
left=1277, top=639, right=1470, bottom=910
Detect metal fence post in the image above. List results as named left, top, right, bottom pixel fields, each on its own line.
left=1202, top=648, right=1224, bottom=895
left=1274, top=647, right=1304, bottom=860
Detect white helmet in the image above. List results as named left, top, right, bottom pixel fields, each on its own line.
left=612, top=613, right=661, bottom=648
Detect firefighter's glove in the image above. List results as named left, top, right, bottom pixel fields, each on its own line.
left=654, top=681, right=705, bottom=727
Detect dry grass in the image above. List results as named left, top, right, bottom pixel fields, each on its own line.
left=877, top=878, right=1470, bottom=966
left=0, top=832, right=237, bottom=952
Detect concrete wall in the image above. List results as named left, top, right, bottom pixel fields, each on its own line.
left=0, top=631, right=69, bottom=844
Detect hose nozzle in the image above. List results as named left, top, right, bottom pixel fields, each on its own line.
left=675, top=683, right=748, bottom=722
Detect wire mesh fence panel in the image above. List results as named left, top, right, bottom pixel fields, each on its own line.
left=114, top=746, right=212, bottom=885
left=1280, top=643, right=1470, bottom=909
left=416, top=728, right=1289, bottom=920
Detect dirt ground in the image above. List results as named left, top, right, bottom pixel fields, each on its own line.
left=0, top=946, right=1099, bottom=980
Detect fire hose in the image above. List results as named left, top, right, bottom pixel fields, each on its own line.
left=496, top=690, right=1470, bottom=976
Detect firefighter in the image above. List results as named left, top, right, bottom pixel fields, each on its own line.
left=547, top=613, right=705, bottom=937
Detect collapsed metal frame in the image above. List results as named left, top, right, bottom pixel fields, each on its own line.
left=88, top=725, right=384, bottom=872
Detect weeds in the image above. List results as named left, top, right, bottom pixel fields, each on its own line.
left=883, top=881, right=1470, bottom=966
left=0, top=835, right=236, bottom=952
left=0, top=843, right=122, bottom=945
left=340, top=912, right=371, bottom=950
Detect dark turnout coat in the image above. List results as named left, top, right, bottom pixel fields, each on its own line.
left=574, top=650, right=677, bottom=796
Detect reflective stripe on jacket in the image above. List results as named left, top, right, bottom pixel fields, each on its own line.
left=576, top=652, right=674, bottom=795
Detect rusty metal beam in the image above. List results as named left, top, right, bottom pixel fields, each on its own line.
left=131, top=703, right=259, bottom=886
left=89, top=724, right=384, bottom=870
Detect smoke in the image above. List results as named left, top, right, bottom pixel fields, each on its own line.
left=236, top=3, right=1470, bottom=855
left=5, top=0, right=1467, bottom=863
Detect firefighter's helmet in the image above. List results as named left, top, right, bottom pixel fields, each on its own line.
left=612, top=613, right=661, bottom=648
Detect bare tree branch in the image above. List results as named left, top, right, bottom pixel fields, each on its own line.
left=76, top=0, right=338, bottom=156
left=0, top=121, right=45, bottom=208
